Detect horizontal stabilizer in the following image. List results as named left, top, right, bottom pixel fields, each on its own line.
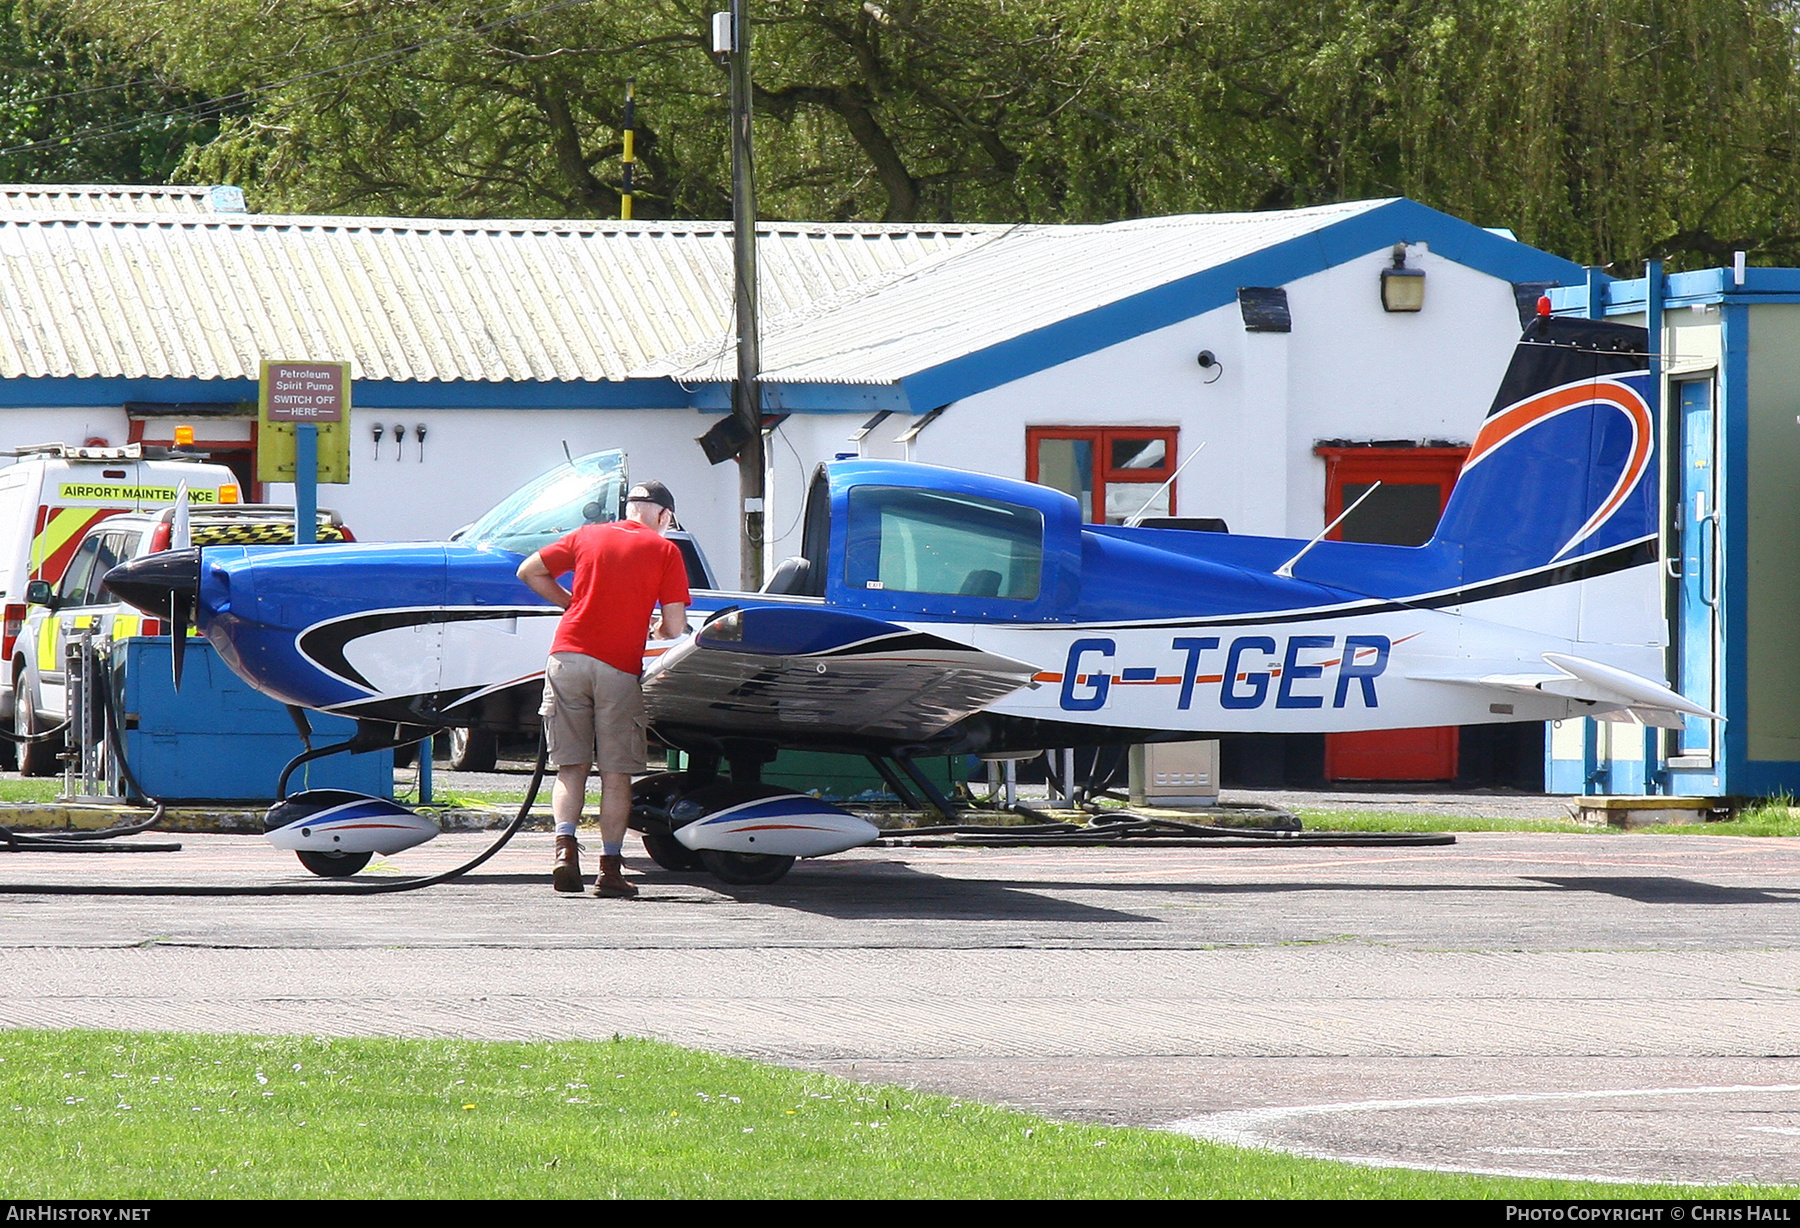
left=1411, top=651, right=1716, bottom=727
left=1540, top=652, right=1715, bottom=719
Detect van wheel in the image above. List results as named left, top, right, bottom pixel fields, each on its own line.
left=15, top=685, right=60, bottom=778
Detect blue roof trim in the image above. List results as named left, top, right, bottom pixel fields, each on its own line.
left=686, top=381, right=912, bottom=414
left=0, top=375, right=692, bottom=411
left=898, top=198, right=1585, bottom=409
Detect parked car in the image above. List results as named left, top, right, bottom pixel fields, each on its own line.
left=14, top=504, right=352, bottom=775
left=0, top=442, right=242, bottom=768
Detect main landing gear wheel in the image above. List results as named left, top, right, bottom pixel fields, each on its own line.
left=15, top=687, right=58, bottom=778
left=448, top=727, right=498, bottom=772
left=641, top=827, right=704, bottom=872
left=296, top=850, right=373, bottom=877
left=698, top=849, right=795, bottom=885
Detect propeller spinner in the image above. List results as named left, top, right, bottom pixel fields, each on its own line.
left=104, top=548, right=201, bottom=690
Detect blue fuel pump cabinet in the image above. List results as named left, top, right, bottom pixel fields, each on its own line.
left=115, top=637, right=392, bottom=802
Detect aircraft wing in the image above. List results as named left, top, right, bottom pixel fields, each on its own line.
left=641, top=604, right=1040, bottom=743
left=1411, top=652, right=1716, bottom=729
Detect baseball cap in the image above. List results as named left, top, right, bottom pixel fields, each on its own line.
left=625, top=479, right=675, bottom=512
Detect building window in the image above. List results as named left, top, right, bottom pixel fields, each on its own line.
left=1026, top=427, right=1178, bottom=524
left=1316, top=446, right=1468, bottom=545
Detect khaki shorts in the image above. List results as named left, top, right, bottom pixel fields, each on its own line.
left=540, top=653, right=648, bottom=774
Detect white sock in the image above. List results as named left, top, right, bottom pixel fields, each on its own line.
left=554, top=821, right=577, bottom=837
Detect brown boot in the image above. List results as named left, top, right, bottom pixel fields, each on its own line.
left=552, top=834, right=584, bottom=893
left=594, top=853, right=638, bottom=899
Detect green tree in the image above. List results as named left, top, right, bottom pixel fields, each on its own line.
left=0, top=0, right=219, bottom=183
left=41, top=0, right=1800, bottom=269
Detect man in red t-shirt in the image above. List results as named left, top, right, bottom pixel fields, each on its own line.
left=517, top=480, right=690, bottom=897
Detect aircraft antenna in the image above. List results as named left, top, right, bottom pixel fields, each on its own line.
left=1122, top=442, right=1206, bottom=528
left=1273, top=481, right=1382, bottom=578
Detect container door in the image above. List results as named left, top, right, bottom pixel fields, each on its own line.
left=1669, top=379, right=1718, bottom=767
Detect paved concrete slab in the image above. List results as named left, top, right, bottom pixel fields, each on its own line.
left=0, top=830, right=1795, bottom=1185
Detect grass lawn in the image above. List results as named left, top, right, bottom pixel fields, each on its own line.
left=1640, top=799, right=1800, bottom=837
left=1295, top=810, right=1595, bottom=834
left=1298, top=800, right=1800, bottom=836
left=0, top=1030, right=1786, bottom=1200
left=0, top=777, right=62, bottom=804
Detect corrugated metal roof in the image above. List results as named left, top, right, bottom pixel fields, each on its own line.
left=639, top=201, right=1391, bottom=386
left=0, top=184, right=220, bottom=213
left=0, top=210, right=996, bottom=382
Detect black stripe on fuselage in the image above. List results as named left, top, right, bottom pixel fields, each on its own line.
left=298, top=607, right=558, bottom=692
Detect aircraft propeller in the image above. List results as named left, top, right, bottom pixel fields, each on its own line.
left=102, top=549, right=202, bottom=691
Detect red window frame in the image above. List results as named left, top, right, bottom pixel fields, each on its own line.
left=1316, top=446, right=1467, bottom=540
left=1026, top=426, right=1179, bottom=524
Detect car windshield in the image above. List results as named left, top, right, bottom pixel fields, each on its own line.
left=460, top=450, right=628, bottom=555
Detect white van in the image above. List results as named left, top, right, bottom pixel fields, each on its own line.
left=0, top=443, right=239, bottom=766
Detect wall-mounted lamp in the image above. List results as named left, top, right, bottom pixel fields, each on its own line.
left=1380, top=243, right=1425, bottom=313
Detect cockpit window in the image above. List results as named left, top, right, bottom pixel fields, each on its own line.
left=845, top=486, right=1043, bottom=601
left=460, top=450, right=628, bottom=555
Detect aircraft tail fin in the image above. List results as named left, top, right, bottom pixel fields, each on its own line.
left=1432, top=316, right=1655, bottom=585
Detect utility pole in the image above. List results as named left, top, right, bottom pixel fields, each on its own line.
left=725, top=0, right=764, bottom=590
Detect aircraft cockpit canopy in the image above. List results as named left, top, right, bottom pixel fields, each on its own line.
left=461, top=449, right=628, bottom=555
left=844, top=486, right=1044, bottom=602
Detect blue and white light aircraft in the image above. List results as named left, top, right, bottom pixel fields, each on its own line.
left=107, top=315, right=1708, bottom=883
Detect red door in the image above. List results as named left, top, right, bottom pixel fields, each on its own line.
left=1315, top=446, right=1467, bottom=782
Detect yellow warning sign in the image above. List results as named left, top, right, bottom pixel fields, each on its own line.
left=258, top=359, right=351, bottom=484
